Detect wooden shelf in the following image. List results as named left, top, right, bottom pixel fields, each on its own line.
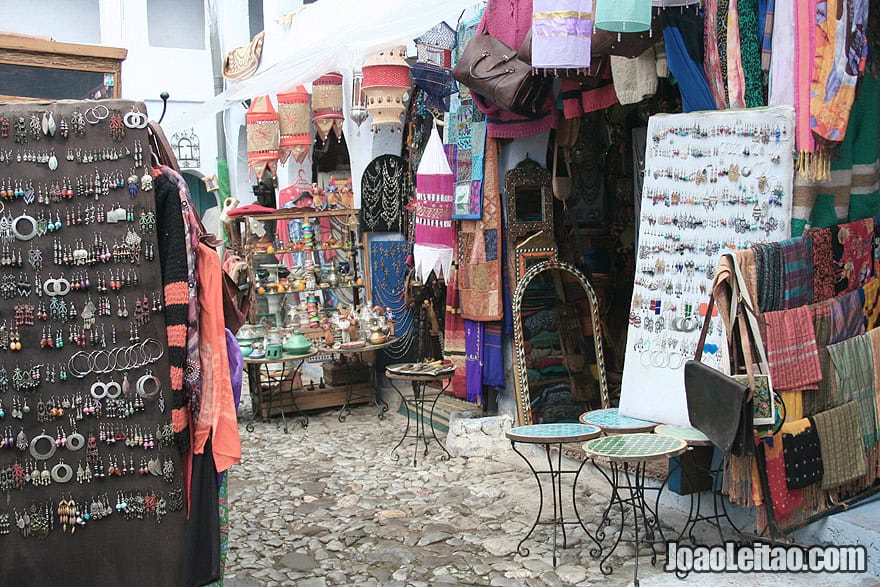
left=237, top=207, right=358, bottom=222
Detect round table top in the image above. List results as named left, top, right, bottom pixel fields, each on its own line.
left=579, top=408, right=657, bottom=433
left=507, top=423, right=602, bottom=444
left=385, top=363, right=455, bottom=382
left=243, top=349, right=318, bottom=364
left=322, top=337, right=398, bottom=355
left=654, top=424, right=713, bottom=446
left=583, top=433, right=688, bottom=462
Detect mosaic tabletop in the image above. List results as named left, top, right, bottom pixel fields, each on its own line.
left=507, top=423, right=602, bottom=444
left=579, top=408, right=657, bottom=433
left=654, top=424, right=713, bottom=446
left=583, top=433, right=687, bottom=462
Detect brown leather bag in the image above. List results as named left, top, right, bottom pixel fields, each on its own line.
left=452, top=33, right=550, bottom=117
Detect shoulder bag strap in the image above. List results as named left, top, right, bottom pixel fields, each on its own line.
left=147, top=121, right=181, bottom=174
left=693, top=293, right=716, bottom=361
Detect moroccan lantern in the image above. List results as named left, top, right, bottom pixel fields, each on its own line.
left=362, top=46, right=411, bottom=132
left=349, top=69, right=369, bottom=127
left=246, top=95, right=280, bottom=178
left=277, top=85, right=311, bottom=164
left=414, top=22, right=456, bottom=68
left=312, top=72, right=344, bottom=142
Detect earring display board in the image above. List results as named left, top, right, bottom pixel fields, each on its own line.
left=619, top=106, right=795, bottom=427
left=0, top=99, right=184, bottom=586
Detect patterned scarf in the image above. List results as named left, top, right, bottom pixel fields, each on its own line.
left=832, top=218, right=875, bottom=295
left=782, top=418, right=824, bottom=490
left=762, top=434, right=804, bottom=521
left=828, top=333, right=878, bottom=447
left=738, top=0, right=765, bottom=107
left=763, top=306, right=822, bottom=391
left=703, top=0, right=728, bottom=108
left=760, top=0, right=776, bottom=71
left=863, top=279, right=880, bottom=329
left=755, top=242, right=784, bottom=312
left=809, top=228, right=836, bottom=302
left=829, top=288, right=867, bottom=345
left=780, top=236, right=814, bottom=308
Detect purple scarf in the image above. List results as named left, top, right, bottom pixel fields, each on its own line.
left=531, top=0, right=593, bottom=70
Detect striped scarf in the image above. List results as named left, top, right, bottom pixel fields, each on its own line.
left=763, top=306, right=822, bottom=391
left=811, top=401, right=868, bottom=489
left=780, top=236, right=814, bottom=308
left=760, top=0, right=776, bottom=71
left=829, top=288, right=867, bottom=345
left=828, top=334, right=878, bottom=447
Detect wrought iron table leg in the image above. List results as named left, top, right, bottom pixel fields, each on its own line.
left=337, top=380, right=353, bottom=423
left=427, top=381, right=451, bottom=461
left=388, top=380, right=410, bottom=462
left=511, top=442, right=545, bottom=558
left=572, top=459, right=603, bottom=559
left=599, top=462, right=625, bottom=577
left=245, top=364, right=261, bottom=433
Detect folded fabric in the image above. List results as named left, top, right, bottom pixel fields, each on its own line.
left=780, top=237, right=814, bottom=309
left=811, top=401, right=868, bottom=489
left=763, top=306, right=823, bottom=391
left=522, top=309, right=557, bottom=340
left=809, top=228, right=836, bottom=302
left=534, top=357, right=565, bottom=369
left=829, top=288, right=867, bottom=344
left=225, top=204, right=276, bottom=217
left=782, top=418, right=824, bottom=489
left=828, top=333, right=878, bottom=447
left=832, top=218, right=875, bottom=295
left=529, top=331, right=560, bottom=347
left=762, top=435, right=804, bottom=520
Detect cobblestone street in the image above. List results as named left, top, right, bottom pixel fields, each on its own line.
left=224, top=404, right=880, bottom=587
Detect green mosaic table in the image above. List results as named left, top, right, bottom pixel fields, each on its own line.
left=579, top=408, right=657, bottom=434
left=654, top=424, right=713, bottom=447
left=507, top=423, right=601, bottom=444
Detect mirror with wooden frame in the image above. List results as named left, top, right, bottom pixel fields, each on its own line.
left=506, top=157, right=553, bottom=240
left=512, top=260, right=609, bottom=425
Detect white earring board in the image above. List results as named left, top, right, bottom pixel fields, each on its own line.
left=618, top=106, right=795, bottom=427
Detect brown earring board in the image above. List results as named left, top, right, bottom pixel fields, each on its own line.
left=0, top=99, right=184, bottom=586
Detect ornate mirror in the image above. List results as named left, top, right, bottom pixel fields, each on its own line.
left=512, top=260, right=610, bottom=425
left=506, top=157, right=553, bottom=240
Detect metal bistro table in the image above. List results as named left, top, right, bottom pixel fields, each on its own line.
left=244, top=350, right=318, bottom=433
left=579, top=408, right=658, bottom=435
left=654, top=424, right=742, bottom=545
left=506, top=423, right=604, bottom=567
left=385, top=366, right=453, bottom=466
left=583, top=433, right=687, bottom=587
left=329, top=338, right=396, bottom=423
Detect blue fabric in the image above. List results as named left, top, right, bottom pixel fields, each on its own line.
left=757, top=0, right=768, bottom=41
left=662, top=11, right=716, bottom=112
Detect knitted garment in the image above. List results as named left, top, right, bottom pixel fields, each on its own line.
left=155, top=168, right=195, bottom=453
left=472, top=0, right=556, bottom=138
left=611, top=49, right=658, bottom=105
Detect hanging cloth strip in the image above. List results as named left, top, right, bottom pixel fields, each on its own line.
left=414, top=127, right=455, bottom=248
left=863, top=278, right=880, bottom=330
left=443, top=260, right=468, bottom=399
left=459, top=136, right=503, bottom=321
left=828, top=333, right=878, bottom=448
left=370, top=240, right=415, bottom=364
left=760, top=0, right=776, bottom=72
left=780, top=236, right=814, bottom=309
left=716, top=0, right=731, bottom=100
left=754, top=242, right=784, bottom=313
left=870, top=328, right=880, bottom=440
left=763, top=305, right=823, bottom=391
left=465, top=319, right=484, bottom=403
left=530, top=0, right=593, bottom=71
left=413, top=243, right=453, bottom=282
left=762, top=434, right=804, bottom=521
left=828, top=288, right=866, bottom=345
left=811, top=401, right=868, bottom=489
left=661, top=8, right=717, bottom=112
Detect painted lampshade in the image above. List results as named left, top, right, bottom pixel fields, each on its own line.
left=362, top=46, right=411, bottom=132
left=277, top=85, right=311, bottom=164
left=246, top=95, right=280, bottom=178
left=312, top=72, right=344, bottom=141
left=594, top=0, right=652, bottom=32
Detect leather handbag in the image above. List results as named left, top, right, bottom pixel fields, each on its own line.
left=685, top=294, right=755, bottom=457
left=452, top=33, right=550, bottom=117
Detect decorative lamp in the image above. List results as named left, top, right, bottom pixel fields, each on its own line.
left=414, top=22, right=457, bottom=68
left=362, top=46, right=411, bottom=132
left=349, top=69, right=369, bottom=127
left=246, top=95, right=280, bottom=179
left=312, top=72, right=344, bottom=141
left=277, top=85, right=311, bottom=164
left=594, top=0, right=652, bottom=33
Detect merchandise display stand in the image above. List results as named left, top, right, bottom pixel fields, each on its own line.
left=0, top=99, right=184, bottom=586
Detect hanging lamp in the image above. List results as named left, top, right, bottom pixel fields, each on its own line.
left=277, top=85, right=311, bottom=164
left=312, top=72, right=344, bottom=141
left=362, top=46, right=411, bottom=133
left=594, top=0, right=652, bottom=33
left=349, top=70, right=369, bottom=127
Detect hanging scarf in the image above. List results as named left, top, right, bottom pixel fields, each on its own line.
left=832, top=218, right=875, bottom=295
left=828, top=333, right=878, bottom=447
left=370, top=240, right=415, bottom=365
left=762, top=434, right=804, bottom=521
left=754, top=242, right=784, bottom=313
left=810, top=0, right=869, bottom=146
left=809, top=228, right=836, bottom=302
left=828, top=288, right=866, bottom=344
left=760, top=0, right=776, bottom=71
left=794, top=0, right=816, bottom=157
left=782, top=418, right=824, bottom=489
left=768, top=0, right=796, bottom=107
left=738, top=0, right=765, bottom=107
left=763, top=306, right=823, bottom=391
left=811, top=401, right=868, bottom=488
left=662, top=8, right=717, bottom=112
left=459, top=137, right=503, bottom=321
left=444, top=260, right=468, bottom=399
left=726, top=0, right=747, bottom=108
left=863, top=278, right=880, bottom=329
left=531, top=0, right=593, bottom=71
left=717, top=0, right=731, bottom=99
left=703, top=0, right=728, bottom=109
left=465, top=320, right=484, bottom=403
left=780, top=236, right=814, bottom=308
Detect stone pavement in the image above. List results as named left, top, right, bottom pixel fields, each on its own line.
left=224, top=405, right=880, bottom=587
